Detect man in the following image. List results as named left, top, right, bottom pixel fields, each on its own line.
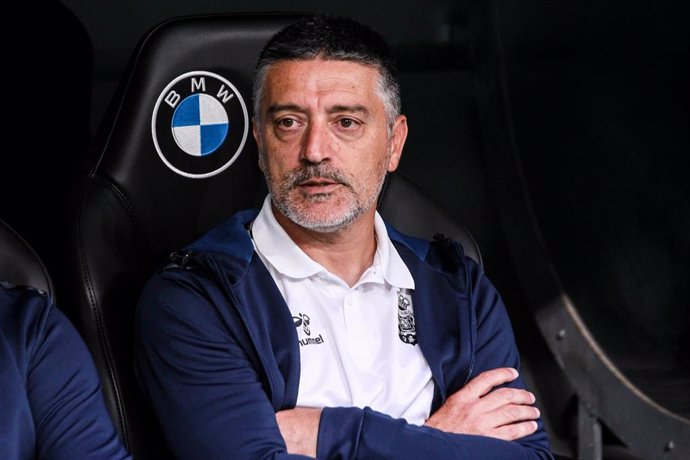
left=135, top=14, right=553, bottom=459
left=1, top=281, right=131, bottom=459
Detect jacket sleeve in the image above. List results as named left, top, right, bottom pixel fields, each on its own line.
left=467, top=261, right=553, bottom=457
left=135, top=269, right=311, bottom=460
left=27, top=292, right=131, bottom=460
left=317, top=406, right=551, bottom=459
left=314, top=257, right=553, bottom=459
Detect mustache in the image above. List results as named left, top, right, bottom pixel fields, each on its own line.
left=286, top=164, right=352, bottom=188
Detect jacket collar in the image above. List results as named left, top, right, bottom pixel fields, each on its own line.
left=185, top=207, right=433, bottom=272
left=185, top=208, right=259, bottom=263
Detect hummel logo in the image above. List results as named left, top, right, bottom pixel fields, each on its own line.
left=293, top=312, right=325, bottom=347
left=293, top=313, right=311, bottom=335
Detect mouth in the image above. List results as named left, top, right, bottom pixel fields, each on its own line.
left=296, top=178, right=341, bottom=193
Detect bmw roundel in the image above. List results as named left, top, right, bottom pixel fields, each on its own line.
left=151, top=71, right=249, bottom=178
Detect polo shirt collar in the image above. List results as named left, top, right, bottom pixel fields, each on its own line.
left=251, top=196, right=415, bottom=289
left=372, top=210, right=415, bottom=290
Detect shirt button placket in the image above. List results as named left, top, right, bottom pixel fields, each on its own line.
left=343, top=293, right=355, bottom=332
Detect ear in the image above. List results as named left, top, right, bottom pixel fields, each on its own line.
left=252, top=118, right=265, bottom=172
left=387, top=115, right=408, bottom=172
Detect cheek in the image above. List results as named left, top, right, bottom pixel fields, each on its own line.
left=367, top=139, right=393, bottom=172
left=262, top=150, right=298, bottom=183
left=352, top=151, right=388, bottom=188
left=265, top=132, right=301, bottom=160
left=257, top=148, right=267, bottom=172
left=259, top=135, right=286, bottom=168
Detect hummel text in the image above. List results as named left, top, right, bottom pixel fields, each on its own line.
left=299, top=334, right=325, bottom=347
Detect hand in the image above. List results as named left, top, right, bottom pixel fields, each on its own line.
left=424, top=367, right=540, bottom=441
left=275, top=407, right=322, bottom=457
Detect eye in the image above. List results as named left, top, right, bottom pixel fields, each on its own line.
left=338, top=118, right=359, bottom=129
left=277, top=118, right=298, bottom=129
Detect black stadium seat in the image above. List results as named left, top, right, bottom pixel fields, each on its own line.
left=59, top=13, right=481, bottom=459
left=60, top=14, right=300, bottom=458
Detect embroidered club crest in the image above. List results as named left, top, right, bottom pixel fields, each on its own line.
left=397, top=290, right=417, bottom=345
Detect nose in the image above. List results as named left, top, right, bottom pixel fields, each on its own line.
left=300, top=122, right=329, bottom=164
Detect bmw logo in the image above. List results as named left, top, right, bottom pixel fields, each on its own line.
left=151, top=71, right=249, bottom=178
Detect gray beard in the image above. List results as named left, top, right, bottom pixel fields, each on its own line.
left=265, top=163, right=386, bottom=233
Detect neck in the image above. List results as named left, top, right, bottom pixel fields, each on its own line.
left=273, top=205, right=378, bottom=287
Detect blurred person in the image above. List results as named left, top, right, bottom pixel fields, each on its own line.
left=1, top=281, right=131, bottom=459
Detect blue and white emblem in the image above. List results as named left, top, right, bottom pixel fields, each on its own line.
left=172, top=93, right=229, bottom=156
left=151, top=71, right=248, bottom=178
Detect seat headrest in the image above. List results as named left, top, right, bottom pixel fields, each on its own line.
left=85, top=13, right=305, bottom=263
left=378, top=172, right=482, bottom=265
left=0, top=218, right=54, bottom=297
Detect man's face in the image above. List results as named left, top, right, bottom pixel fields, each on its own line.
left=253, top=59, right=407, bottom=233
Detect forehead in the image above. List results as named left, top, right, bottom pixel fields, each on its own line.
left=262, top=59, right=382, bottom=106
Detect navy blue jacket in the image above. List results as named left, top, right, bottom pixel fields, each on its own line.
left=135, top=209, right=553, bottom=459
left=1, top=282, right=131, bottom=460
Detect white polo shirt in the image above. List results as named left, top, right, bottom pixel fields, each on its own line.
left=251, top=197, right=434, bottom=425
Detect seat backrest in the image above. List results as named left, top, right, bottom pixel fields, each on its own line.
left=0, top=218, right=54, bottom=297
left=62, top=13, right=481, bottom=459
left=379, top=172, right=481, bottom=265
left=62, top=14, right=303, bottom=459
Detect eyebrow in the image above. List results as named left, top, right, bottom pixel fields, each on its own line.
left=328, top=104, right=370, bottom=116
left=267, top=103, right=305, bottom=115
left=267, top=103, right=370, bottom=116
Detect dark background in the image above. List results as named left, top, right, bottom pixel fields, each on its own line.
left=4, top=1, right=687, bottom=458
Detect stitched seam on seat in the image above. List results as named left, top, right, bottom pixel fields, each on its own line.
left=75, top=175, right=151, bottom=450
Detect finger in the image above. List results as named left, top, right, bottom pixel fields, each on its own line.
left=472, top=403, right=540, bottom=437
left=478, top=387, right=536, bottom=412
left=462, top=368, right=519, bottom=399
left=495, top=404, right=541, bottom=426
left=490, top=420, right=539, bottom=441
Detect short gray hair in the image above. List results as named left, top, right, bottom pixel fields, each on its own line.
left=252, top=15, right=402, bottom=133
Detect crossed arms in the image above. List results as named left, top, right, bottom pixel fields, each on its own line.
left=279, top=367, right=541, bottom=456
left=135, top=263, right=553, bottom=459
